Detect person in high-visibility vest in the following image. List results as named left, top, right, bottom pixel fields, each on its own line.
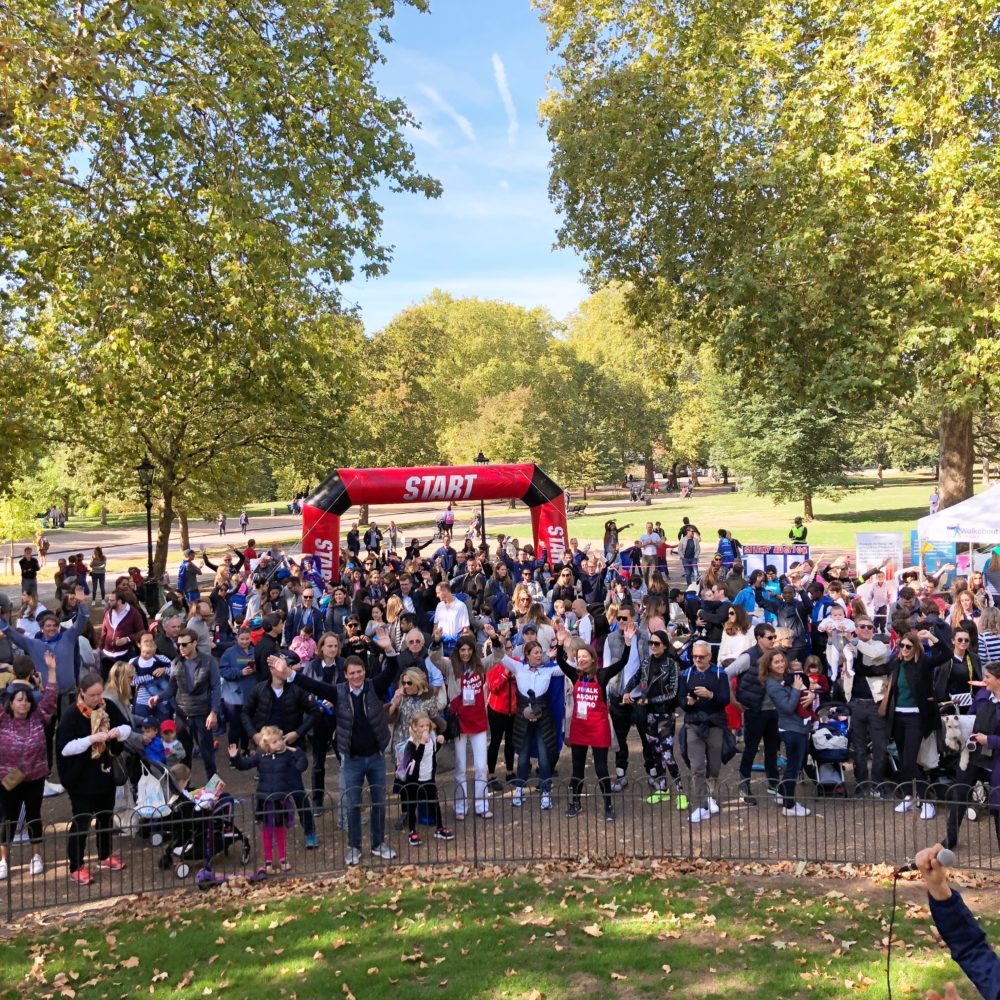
left=788, top=517, right=808, bottom=543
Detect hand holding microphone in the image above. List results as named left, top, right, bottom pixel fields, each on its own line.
left=909, top=844, right=957, bottom=900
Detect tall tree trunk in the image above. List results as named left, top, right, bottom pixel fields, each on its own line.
left=669, top=462, right=678, bottom=490
left=359, top=503, right=370, bottom=525
left=179, top=510, right=190, bottom=552
left=983, top=457, right=991, bottom=487
left=690, top=466, right=700, bottom=487
left=154, top=491, right=175, bottom=577
left=643, top=451, right=655, bottom=484
left=803, top=494, right=814, bottom=521
left=721, top=466, right=729, bottom=485
left=939, top=409, right=974, bottom=509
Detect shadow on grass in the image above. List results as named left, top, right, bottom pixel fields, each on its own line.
left=2, top=873, right=981, bottom=1000
left=819, top=505, right=927, bottom=524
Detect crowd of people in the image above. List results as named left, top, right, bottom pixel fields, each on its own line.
left=3, top=512, right=1000, bottom=885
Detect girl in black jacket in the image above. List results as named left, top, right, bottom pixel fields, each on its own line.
left=229, top=726, right=307, bottom=873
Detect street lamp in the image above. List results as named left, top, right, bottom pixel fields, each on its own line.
left=136, top=455, right=159, bottom=613
left=473, top=450, right=489, bottom=541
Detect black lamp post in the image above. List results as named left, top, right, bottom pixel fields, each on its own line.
left=473, top=450, right=489, bottom=541
left=136, top=456, right=159, bottom=613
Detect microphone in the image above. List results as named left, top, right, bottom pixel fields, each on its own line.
left=895, top=848, right=958, bottom=874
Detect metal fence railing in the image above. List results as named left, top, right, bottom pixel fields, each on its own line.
left=5, top=777, right=999, bottom=918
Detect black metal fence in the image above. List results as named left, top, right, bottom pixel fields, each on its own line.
left=5, top=777, right=999, bottom=919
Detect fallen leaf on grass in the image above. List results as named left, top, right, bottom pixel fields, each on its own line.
left=582, top=924, right=603, bottom=938
left=121, top=957, right=140, bottom=969
left=611, top=972, right=628, bottom=980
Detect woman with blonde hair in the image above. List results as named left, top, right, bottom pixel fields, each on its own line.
left=104, top=660, right=136, bottom=722
left=950, top=589, right=981, bottom=632
left=385, top=595, right=405, bottom=651
left=511, top=582, right=535, bottom=628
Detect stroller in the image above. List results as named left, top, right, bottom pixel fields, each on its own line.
left=805, top=703, right=852, bottom=795
left=153, top=767, right=252, bottom=881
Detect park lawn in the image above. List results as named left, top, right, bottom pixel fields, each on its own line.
left=1, top=865, right=980, bottom=1000
left=566, top=475, right=953, bottom=554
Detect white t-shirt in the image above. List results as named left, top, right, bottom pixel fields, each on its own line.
left=639, top=532, right=661, bottom=557
left=433, top=597, right=470, bottom=639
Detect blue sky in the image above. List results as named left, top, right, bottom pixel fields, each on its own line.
left=341, top=1, right=588, bottom=332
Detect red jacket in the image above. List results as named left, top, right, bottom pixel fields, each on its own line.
left=486, top=662, right=517, bottom=715
left=98, top=604, right=147, bottom=655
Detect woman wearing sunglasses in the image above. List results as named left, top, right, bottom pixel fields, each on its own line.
left=934, top=628, right=982, bottom=702
left=886, top=629, right=949, bottom=819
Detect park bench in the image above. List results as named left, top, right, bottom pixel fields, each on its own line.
left=568, top=502, right=588, bottom=517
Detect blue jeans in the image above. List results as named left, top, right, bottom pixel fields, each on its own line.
left=515, top=722, right=552, bottom=792
left=778, top=729, right=809, bottom=808
left=342, top=752, right=386, bottom=851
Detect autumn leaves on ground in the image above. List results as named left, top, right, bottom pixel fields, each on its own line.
left=3, top=860, right=991, bottom=1000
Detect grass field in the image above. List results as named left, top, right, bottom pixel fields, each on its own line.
left=566, top=475, right=950, bottom=553
left=2, top=863, right=986, bottom=999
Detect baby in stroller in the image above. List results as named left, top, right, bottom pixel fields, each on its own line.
left=156, top=762, right=251, bottom=878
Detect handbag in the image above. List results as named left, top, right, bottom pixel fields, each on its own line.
left=110, top=752, right=129, bottom=787
left=1, top=767, right=25, bottom=791
left=877, top=673, right=894, bottom=718
left=442, top=710, right=461, bottom=742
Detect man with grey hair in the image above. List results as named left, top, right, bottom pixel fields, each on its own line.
left=678, top=640, right=731, bottom=823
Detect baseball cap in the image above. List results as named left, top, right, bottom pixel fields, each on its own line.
left=160, top=719, right=177, bottom=735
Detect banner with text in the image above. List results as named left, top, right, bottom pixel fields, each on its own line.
left=740, top=544, right=810, bottom=580
left=855, top=533, right=905, bottom=580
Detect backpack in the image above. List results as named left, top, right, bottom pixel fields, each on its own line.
left=776, top=602, right=806, bottom=643
left=735, top=668, right=766, bottom=712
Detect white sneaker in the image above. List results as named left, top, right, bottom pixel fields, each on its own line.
left=707, top=797, right=720, bottom=815
left=0, top=859, right=7, bottom=880
left=689, top=807, right=711, bottom=824
left=783, top=803, right=811, bottom=817
left=540, top=794, right=552, bottom=810
left=895, top=796, right=913, bottom=814
left=919, top=802, right=937, bottom=821
left=512, top=787, right=524, bottom=808
left=43, top=781, right=65, bottom=797
left=344, top=847, right=362, bottom=867
left=30, top=854, right=43, bottom=876
left=371, top=842, right=397, bottom=860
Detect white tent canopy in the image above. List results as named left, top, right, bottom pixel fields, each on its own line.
left=917, top=485, right=1000, bottom=545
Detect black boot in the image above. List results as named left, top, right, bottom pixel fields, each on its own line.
left=740, top=779, right=758, bottom=806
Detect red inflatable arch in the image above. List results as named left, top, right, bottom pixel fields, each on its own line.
left=301, top=464, right=569, bottom=582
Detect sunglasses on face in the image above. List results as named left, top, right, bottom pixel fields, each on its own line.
left=649, top=641, right=664, bottom=648
left=900, top=642, right=914, bottom=650
left=956, top=637, right=970, bottom=643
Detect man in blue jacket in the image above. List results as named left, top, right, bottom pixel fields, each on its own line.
left=1, top=585, right=91, bottom=693
left=918, top=842, right=1000, bottom=999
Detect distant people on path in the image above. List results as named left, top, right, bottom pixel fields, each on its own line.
left=239, top=510, right=249, bottom=535
left=218, top=513, right=227, bottom=536
left=789, top=517, right=808, bottom=543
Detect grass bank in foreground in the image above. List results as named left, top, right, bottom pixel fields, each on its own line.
left=3, top=860, right=991, bottom=999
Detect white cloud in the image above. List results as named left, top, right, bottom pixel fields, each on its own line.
left=491, top=53, right=519, bottom=146
left=403, top=121, right=442, bottom=149
left=499, top=179, right=510, bottom=191
left=416, top=84, right=476, bottom=144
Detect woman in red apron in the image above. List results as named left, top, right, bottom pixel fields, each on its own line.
left=555, top=621, right=636, bottom=821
